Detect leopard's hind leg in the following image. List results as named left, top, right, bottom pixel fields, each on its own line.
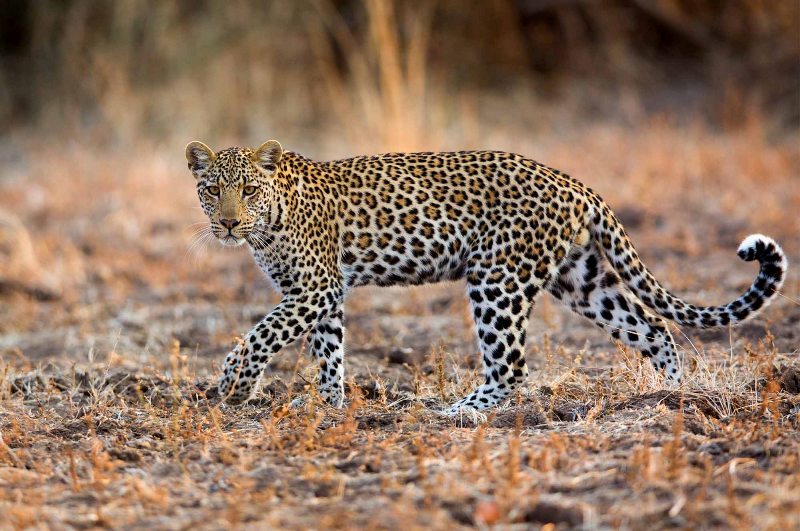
left=447, top=228, right=568, bottom=415
left=447, top=269, right=539, bottom=414
left=548, top=239, right=682, bottom=380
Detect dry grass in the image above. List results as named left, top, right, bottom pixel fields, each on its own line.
left=1, top=326, right=799, bottom=529
left=1, top=1, right=800, bottom=529
left=1, top=115, right=798, bottom=529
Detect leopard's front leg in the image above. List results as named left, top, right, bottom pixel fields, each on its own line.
left=309, top=309, right=346, bottom=407
left=218, top=289, right=343, bottom=403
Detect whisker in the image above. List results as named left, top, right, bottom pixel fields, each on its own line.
left=192, top=225, right=211, bottom=239
left=185, top=222, right=210, bottom=232
left=251, top=230, right=278, bottom=256
left=187, top=226, right=212, bottom=241
left=187, top=226, right=212, bottom=238
left=186, top=230, right=214, bottom=260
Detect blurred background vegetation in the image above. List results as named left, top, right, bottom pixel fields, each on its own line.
left=0, top=0, right=797, bottom=301
left=1, top=0, right=798, bottom=154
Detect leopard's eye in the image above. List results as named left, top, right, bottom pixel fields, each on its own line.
left=243, top=185, right=257, bottom=197
left=205, top=185, right=220, bottom=197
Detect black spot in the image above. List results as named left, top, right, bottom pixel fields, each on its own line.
left=524, top=285, right=539, bottom=299
left=584, top=254, right=598, bottom=281
left=491, top=343, right=506, bottom=359
left=495, top=315, right=512, bottom=329
left=602, top=272, right=619, bottom=287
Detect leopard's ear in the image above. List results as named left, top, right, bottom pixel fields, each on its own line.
left=252, top=140, right=283, bottom=175
left=185, top=141, right=216, bottom=180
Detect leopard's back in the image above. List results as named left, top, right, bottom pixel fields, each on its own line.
left=333, top=150, right=590, bottom=289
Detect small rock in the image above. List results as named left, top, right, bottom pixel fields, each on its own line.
left=522, top=499, right=586, bottom=525
left=697, top=442, right=724, bottom=456
left=108, top=447, right=142, bottom=463
left=474, top=500, right=501, bottom=525
left=386, top=347, right=413, bottom=365
left=780, top=367, right=800, bottom=394
left=360, top=381, right=384, bottom=400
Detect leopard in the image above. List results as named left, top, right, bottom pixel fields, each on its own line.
left=185, top=140, right=787, bottom=414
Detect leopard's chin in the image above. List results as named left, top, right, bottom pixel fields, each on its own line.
left=218, top=235, right=246, bottom=247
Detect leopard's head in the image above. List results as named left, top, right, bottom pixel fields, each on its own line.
left=185, top=140, right=283, bottom=247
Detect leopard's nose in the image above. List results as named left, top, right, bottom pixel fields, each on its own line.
left=219, top=218, right=241, bottom=230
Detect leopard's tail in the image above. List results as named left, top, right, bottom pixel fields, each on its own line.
left=588, top=201, right=787, bottom=328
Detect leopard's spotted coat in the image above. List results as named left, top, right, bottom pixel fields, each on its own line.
left=185, top=141, right=787, bottom=413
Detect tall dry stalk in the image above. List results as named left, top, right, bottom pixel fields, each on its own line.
left=309, top=0, right=442, bottom=152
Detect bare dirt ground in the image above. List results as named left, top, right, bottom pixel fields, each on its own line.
left=1, top=122, right=799, bottom=529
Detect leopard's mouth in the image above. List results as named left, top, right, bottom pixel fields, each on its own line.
left=211, top=224, right=248, bottom=247
left=218, top=233, right=246, bottom=247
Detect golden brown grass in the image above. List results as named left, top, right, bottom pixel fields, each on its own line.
left=1, top=2, right=799, bottom=529
left=1, top=113, right=798, bottom=528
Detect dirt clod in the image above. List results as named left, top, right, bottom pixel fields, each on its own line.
left=780, top=367, right=800, bottom=394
